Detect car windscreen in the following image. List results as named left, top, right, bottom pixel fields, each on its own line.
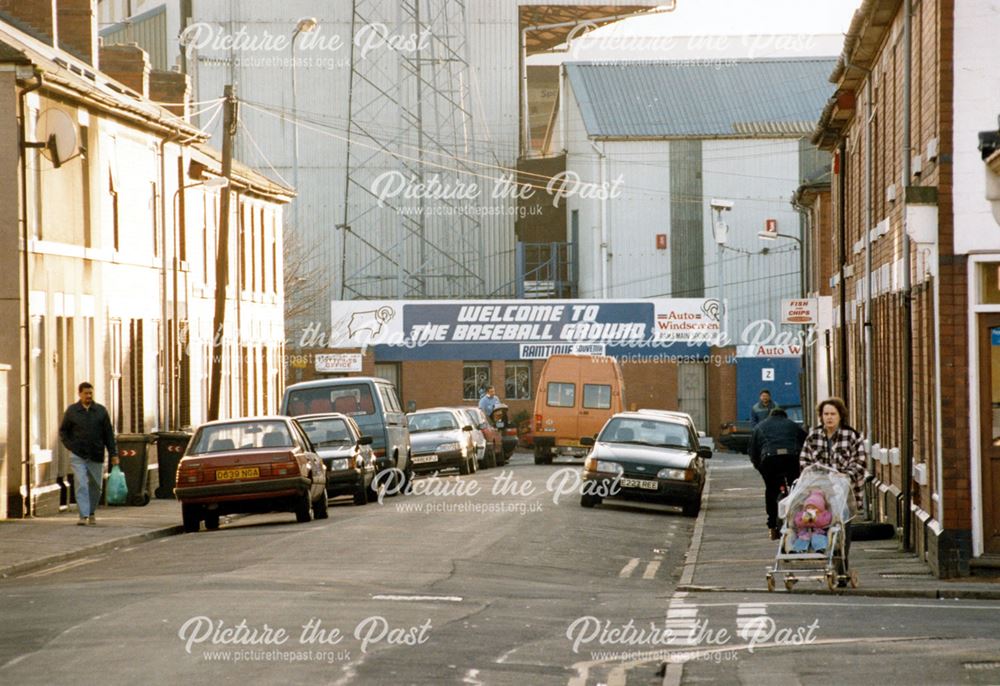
left=297, top=417, right=353, bottom=447
left=190, top=421, right=293, bottom=454
left=408, top=412, right=458, bottom=433
left=286, top=384, right=377, bottom=417
left=598, top=418, right=691, bottom=449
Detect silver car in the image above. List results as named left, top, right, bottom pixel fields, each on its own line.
left=406, top=408, right=477, bottom=475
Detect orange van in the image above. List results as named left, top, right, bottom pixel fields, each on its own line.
left=532, top=354, right=626, bottom=464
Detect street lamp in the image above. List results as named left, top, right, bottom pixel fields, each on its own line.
left=291, top=17, right=319, bottom=233
left=168, top=175, right=229, bottom=428
left=710, top=199, right=733, bottom=341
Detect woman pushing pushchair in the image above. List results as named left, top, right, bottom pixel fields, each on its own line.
left=767, top=397, right=868, bottom=591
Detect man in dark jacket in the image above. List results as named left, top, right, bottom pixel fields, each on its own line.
left=748, top=407, right=806, bottom=540
left=749, top=389, right=779, bottom=427
left=59, top=382, right=118, bottom=525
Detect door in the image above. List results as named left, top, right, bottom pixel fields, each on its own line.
left=678, top=363, right=708, bottom=434
left=978, top=315, right=1000, bottom=554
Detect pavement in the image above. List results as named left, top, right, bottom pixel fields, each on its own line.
left=678, top=452, right=1000, bottom=600
left=0, top=498, right=184, bottom=578
left=2, top=451, right=998, bottom=600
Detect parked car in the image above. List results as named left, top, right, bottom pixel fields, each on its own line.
left=459, top=406, right=502, bottom=469
left=295, top=413, right=376, bottom=505
left=175, top=417, right=328, bottom=532
left=719, top=404, right=805, bottom=454
left=636, top=409, right=715, bottom=452
left=489, top=403, right=518, bottom=464
left=282, top=377, right=411, bottom=489
left=719, top=419, right=753, bottom=454
left=406, top=408, right=477, bottom=475
left=532, top=354, right=626, bottom=464
left=579, top=411, right=711, bottom=516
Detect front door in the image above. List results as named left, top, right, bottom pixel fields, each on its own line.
left=978, top=315, right=1000, bottom=554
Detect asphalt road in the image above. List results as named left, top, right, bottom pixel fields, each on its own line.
left=0, top=453, right=693, bottom=686
left=3, top=451, right=999, bottom=686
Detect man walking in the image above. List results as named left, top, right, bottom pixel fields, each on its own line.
left=479, top=385, right=501, bottom=417
left=748, top=407, right=806, bottom=540
left=749, top=389, right=779, bottom=427
left=59, top=382, right=118, bottom=525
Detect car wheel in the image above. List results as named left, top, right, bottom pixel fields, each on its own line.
left=533, top=446, right=547, bottom=465
left=353, top=483, right=368, bottom=506
left=313, top=492, right=329, bottom=519
left=682, top=498, right=702, bottom=517
left=181, top=504, right=201, bottom=533
left=485, top=446, right=497, bottom=470
left=470, top=452, right=478, bottom=473
left=580, top=493, right=601, bottom=508
left=204, top=511, right=220, bottom=531
left=295, top=492, right=312, bottom=523
left=459, top=455, right=471, bottom=475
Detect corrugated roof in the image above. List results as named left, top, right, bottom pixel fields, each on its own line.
left=566, top=58, right=837, bottom=139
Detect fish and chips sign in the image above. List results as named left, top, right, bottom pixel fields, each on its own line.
left=326, top=299, right=721, bottom=361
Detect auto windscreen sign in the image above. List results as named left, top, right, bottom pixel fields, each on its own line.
left=324, top=299, right=720, bottom=360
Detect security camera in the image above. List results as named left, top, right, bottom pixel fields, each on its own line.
left=709, top=199, right=734, bottom=212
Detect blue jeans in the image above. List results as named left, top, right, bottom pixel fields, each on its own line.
left=70, top=454, right=104, bottom=518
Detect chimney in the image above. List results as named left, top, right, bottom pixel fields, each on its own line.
left=56, top=0, right=98, bottom=67
left=150, top=69, right=191, bottom=119
left=99, top=43, right=150, bottom=98
left=0, top=0, right=58, bottom=47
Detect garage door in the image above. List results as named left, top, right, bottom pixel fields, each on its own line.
left=677, top=363, right=708, bottom=434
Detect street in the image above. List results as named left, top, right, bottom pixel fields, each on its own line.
left=2, top=452, right=999, bottom=685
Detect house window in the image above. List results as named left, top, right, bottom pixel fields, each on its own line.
left=504, top=362, right=531, bottom=400
left=463, top=362, right=491, bottom=401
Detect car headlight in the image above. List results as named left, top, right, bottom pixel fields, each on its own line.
left=437, top=442, right=462, bottom=452
left=657, top=467, right=693, bottom=481
left=330, top=458, right=350, bottom=471
left=585, top=457, right=623, bottom=474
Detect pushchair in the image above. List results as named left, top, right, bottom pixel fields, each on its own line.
left=766, top=464, right=859, bottom=592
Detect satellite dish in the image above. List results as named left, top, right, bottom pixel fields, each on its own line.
left=36, top=109, right=78, bottom=168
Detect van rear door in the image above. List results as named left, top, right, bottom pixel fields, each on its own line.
left=544, top=375, right=578, bottom=446
left=579, top=380, right=614, bottom=439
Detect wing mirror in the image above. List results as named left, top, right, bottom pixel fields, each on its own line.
left=462, top=425, right=474, bottom=432
left=697, top=446, right=713, bottom=459
left=580, top=436, right=595, bottom=447
left=358, top=435, right=373, bottom=445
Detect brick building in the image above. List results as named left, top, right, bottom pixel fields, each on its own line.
left=812, top=0, right=1000, bottom=575
left=0, top=1, right=292, bottom=518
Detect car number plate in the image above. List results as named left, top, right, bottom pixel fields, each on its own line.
left=620, top=477, right=658, bottom=490
left=216, top=467, right=260, bottom=481
left=412, top=454, right=438, bottom=464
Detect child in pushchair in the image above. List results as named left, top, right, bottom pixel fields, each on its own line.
left=766, top=464, right=859, bottom=592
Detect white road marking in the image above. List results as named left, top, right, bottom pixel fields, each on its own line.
left=666, top=608, right=698, bottom=618
left=736, top=602, right=769, bottom=632
left=618, top=558, right=641, bottom=578
left=370, top=594, right=463, bottom=602
left=642, top=561, right=661, bottom=579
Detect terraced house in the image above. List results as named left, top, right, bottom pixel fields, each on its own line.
left=0, top=0, right=292, bottom=518
left=812, top=0, right=1000, bottom=576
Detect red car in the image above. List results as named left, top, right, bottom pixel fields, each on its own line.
left=174, top=417, right=328, bottom=532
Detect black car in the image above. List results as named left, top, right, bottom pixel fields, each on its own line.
left=720, top=405, right=805, bottom=454
left=295, top=413, right=376, bottom=504
left=580, top=411, right=711, bottom=516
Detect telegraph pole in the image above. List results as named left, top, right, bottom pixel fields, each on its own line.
left=208, top=85, right=237, bottom=421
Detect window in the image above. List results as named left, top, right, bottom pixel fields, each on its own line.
left=546, top=382, right=575, bottom=408
left=463, top=362, right=491, bottom=401
left=583, top=383, right=612, bottom=409
left=504, top=362, right=531, bottom=400
left=109, top=170, right=120, bottom=251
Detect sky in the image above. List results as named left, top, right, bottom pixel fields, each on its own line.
left=530, top=0, right=865, bottom=64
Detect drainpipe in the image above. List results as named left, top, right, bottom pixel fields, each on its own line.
left=901, top=0, right=914, bottom=552
left=837, top=141, right=849, bottom=407
left=847, top=57, right=876, bottom=520
left=590, top=139, right=609, bottom=298
left=17, top=69, right=42, bottom=518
